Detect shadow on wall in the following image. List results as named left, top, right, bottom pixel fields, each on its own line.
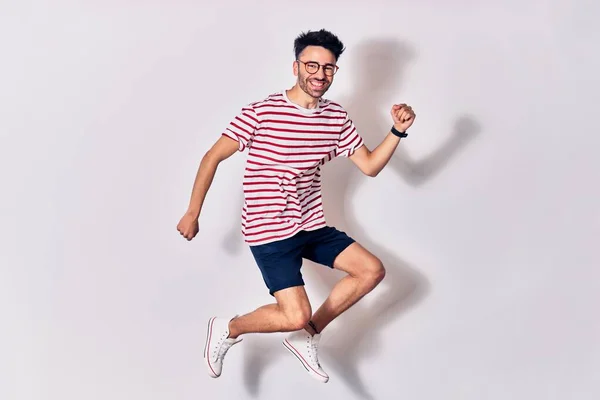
left=221, top=37, right=481, bottom=398
left=305, top=38, right=481, bottom=398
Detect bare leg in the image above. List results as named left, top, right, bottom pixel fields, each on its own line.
left=203, top=285, right=313, bottom=379
left=307, top=242, right=385, bottom=334
left=228, top=286, right=312, bottom=338
left=279, top=244, right=383, bottom=384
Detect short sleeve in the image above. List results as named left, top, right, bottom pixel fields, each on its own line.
left=335, top=114, right=364, bottom=157
left=221, top=105, right=259, bottom=152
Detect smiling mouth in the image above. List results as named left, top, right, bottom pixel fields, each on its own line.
left=309, top=80, right=326, bottom=90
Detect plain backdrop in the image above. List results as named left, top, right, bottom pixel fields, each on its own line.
left=1, top=1, right=599, bottom=399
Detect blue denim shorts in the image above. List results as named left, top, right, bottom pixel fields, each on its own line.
left=249, top=226, right=355, bottom=296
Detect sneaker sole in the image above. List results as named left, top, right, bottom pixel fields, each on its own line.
left=204, top=317, right=219, bottom=378
left=282, top=339, right=329, bottom=383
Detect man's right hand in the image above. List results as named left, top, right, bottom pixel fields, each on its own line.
left=176, top=135, right=240, bottom=242
left=177, top=211, right=200, bottom=241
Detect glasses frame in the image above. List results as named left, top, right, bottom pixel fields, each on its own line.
left=296, top=59, right=339, bottom=76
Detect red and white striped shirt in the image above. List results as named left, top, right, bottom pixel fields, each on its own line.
left=222, top=90, right=364, bottom=246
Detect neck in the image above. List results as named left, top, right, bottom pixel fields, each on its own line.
left=286, top=84, right=319, bottom=109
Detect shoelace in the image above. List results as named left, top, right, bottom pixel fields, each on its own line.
left=312, top=341, right=321, bottom=367
left=213, top=335, right=235, bottom=362
left=306, top=336, right=321, bottom=367
left=218, top=340, right=235, bottom=360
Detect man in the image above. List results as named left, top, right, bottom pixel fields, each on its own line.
left=177, top=29, right=415, bottom=383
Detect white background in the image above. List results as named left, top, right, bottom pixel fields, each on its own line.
left=2, top=1, right=599, bottom=399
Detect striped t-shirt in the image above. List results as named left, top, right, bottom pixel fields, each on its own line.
left=222, top=90, right=364, bottom=246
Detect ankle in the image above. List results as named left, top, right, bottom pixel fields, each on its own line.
left=227, top=317, right=239, bottom=339
left=305, top=320, right=319, bottom=336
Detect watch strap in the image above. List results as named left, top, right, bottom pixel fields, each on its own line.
left=391, top=125, right=408, bottom=138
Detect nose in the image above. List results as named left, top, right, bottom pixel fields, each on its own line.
left=314, top=67, right=326, bottom=79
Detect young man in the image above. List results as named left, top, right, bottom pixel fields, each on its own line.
left=177, top=29, right=415, bottom=383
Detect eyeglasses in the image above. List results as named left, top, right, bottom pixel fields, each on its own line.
left=297, top=60, right=339, bottom=76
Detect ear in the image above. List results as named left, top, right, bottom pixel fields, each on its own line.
left=293, top=60, right=299, bottom=76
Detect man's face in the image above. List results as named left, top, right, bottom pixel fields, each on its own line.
left=294, top=45, right=338, bottom=98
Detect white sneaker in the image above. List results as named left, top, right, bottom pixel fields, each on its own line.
left=283, top=330, right=329, bottom=383
left=203, top=316, right=242, bottom=378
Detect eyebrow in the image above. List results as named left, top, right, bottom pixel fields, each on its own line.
left=303, top=60, right=337, bottom=66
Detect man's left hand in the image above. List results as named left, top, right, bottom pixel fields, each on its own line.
left=390, top=103, right=416, bottom=132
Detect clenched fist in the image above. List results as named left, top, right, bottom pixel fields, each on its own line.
left=390, top=103, right=416, bottom=132
left=177, top=211, right=199, bottom=241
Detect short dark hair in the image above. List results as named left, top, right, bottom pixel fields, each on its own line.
left=294, top=29, right=346, bottom=61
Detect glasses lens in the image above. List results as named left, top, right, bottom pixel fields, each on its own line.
left=306, top=62, right=319, bottom=73
left=324, top=66, right=335, bottom=76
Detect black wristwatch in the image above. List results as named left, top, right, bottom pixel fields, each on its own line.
left=391, top=125, right=408, bottom=138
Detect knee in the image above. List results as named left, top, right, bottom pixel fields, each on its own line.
left=285, top=306, right=311, bottom=331
left=361, top=258, right=386, bottom=289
